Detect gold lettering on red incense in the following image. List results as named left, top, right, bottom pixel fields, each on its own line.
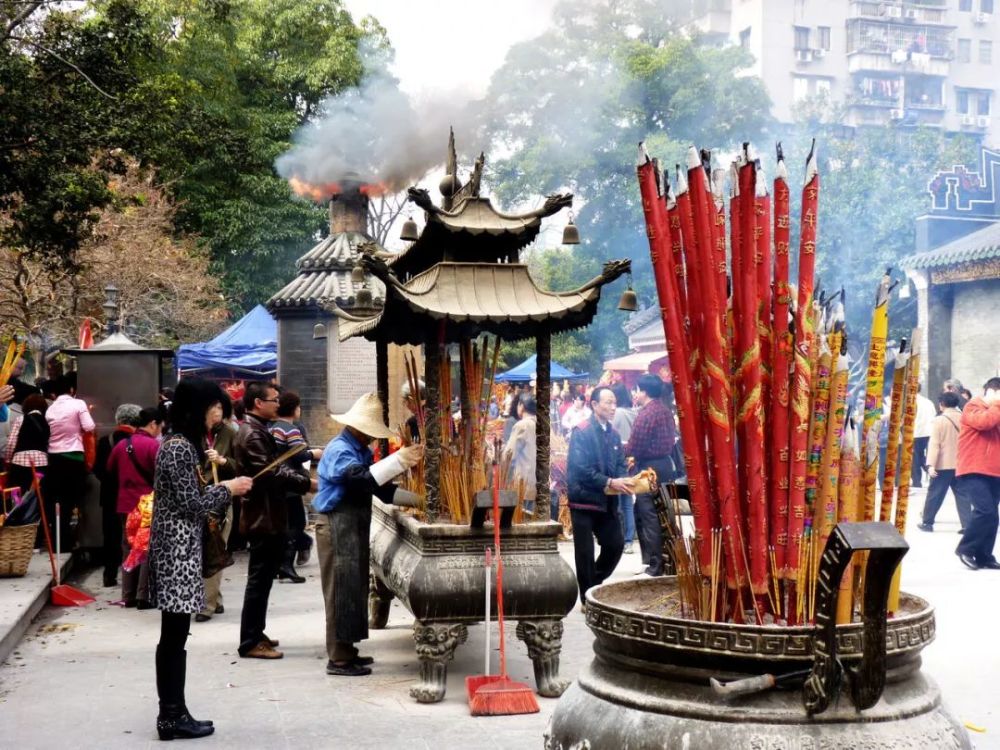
left=777, top=216, right=790, bottom=230
left=803, top=210, right=816, bottom=229
left=802, top=240, right=816, bottom=255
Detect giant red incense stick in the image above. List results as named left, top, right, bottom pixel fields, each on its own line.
left=768, top=148, right=793, bottom=580
left=637, top=145, right=717, bottom=575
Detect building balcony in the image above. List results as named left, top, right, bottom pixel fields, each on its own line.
left=849, top=1, right=951, bottom=25
left=848, top=52, right=951, bottom=76
left=681, top=0, right=732, bottom=40
left=847, top=96, right=898, bottom=108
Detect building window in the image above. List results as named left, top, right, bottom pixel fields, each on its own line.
left=957, top=90, right=970, bottom=114
left=739, top=27, right=751, bottom=49
left=793, top=76, right=810, bottom=102
left=794, top=26, right=810, bottom=51
left=815, top=79, right=832, bottom=97
left=977, top=92, right=991, bottom=116
left=983, top=0, right=995, bottom=14
left=960, top=0, right=973, bottom=10
left=980, top=40, right=993, bottom=64
left=958, top=38, right=972, bottom=63
left=818, top=26, right=831, bottom=51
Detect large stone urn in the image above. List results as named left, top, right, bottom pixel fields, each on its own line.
left=546, top=575, right=970, bottom=749
left=368, top=498, right=578, bottom=703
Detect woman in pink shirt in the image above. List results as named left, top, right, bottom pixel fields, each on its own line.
left=44, top=375, right=96, bottom=551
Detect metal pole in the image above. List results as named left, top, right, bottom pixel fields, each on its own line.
left=535, top=331, right=552, bottom=521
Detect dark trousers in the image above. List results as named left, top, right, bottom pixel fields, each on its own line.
left=634, top=494, right=664, bottom=575
left=570, top=507, right=624, bottom=604
left=922, top=469, right=970, bottom=528
left=238, top=533, right=285, bottom=655
left=102, top=499, right=121, bottom=583
left=285, top=494, right=311, bottom=553
left=40, top=454, right=87, bottom=551
left=156, top=611, right=191, bottom=712
left=912, top=437, right=929, bottom=487
left=956, top=473, right=1000, bottom=565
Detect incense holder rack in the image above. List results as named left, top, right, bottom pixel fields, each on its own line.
left=546, top=577, right=969, bottom=749
left=368, top=498, right=578, bottom=703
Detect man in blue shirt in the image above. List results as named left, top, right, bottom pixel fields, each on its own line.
left=313, top=393, right=422, bottom=676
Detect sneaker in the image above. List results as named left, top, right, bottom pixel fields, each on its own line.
left=243, top=641, right=283, bottom=659
left=623, top=542, right=634, bottom=555
left=917, top=523, right=933, bottom=533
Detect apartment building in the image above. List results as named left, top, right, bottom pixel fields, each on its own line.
left=683, top=0, right=999, bottom=144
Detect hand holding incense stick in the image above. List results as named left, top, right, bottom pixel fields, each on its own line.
left=252, top=444, right=309, bottom=480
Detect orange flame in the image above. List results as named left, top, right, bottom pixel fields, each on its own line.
left=360, top=182, right=390, bottom=198
left=288, top=176, right=342, bottom=201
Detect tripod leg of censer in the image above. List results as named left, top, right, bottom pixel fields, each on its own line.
left=516, top=619, right=569, bottom=697
left=409, top=622, right=468, bottom=703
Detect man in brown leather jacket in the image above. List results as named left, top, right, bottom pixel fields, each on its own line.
left=234, top=382, right=314, bottom=659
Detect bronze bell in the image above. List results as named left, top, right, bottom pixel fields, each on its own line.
left=350, top=264, right=365, bottom=284
left=400, top=215, right=419, bottom=241
left=356, top=287, right=373, bottom=307
left=617, top=286, right=638, bottom=312
left=562, top=219, right=580, bottom=245
left=312, top=322, right=327, bottom=340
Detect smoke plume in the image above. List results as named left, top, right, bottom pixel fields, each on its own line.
left=275, top=54, right=482, bottom=198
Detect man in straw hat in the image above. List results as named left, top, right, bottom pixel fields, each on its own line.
left=314, top=392, right=423, bottom=676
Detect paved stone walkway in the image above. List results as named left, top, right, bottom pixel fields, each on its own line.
left=0, top=489, right=994, bottom=749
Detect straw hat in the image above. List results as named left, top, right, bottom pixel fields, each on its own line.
left=331, top=392, right=392, bottom=439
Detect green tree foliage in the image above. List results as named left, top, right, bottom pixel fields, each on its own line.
left=1, top=0, right=375, bottom=314
left=482, top=0, right=771, bottom=374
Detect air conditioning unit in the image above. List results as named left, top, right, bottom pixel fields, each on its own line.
left=796, top=49, right=814, bottom=63
left=890, top=108, right=905, bottom=120
left=886, top=5, right=903, bottom=18
left=961, top=114, right=977, bottom=126
left=978, top=115, right=991, bottom=128
left=813, top=48, right=827, bottom=58
left=974, top=12, right=992, bottom=24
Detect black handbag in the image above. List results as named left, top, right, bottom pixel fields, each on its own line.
left=202, top=512, right=234, bottom=578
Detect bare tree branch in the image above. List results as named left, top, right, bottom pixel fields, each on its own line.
left=9, top=35, right=118, bottom=100
left=2, top=1, right=43, bottom=43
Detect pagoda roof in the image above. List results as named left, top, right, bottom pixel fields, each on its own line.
left=900, top=220, right=1000, bottom=270
left=387, top=188, right=573, bottom=280
left=337, top=258, right=630, bottom=345
left=267, top=231, right=385, bottom=315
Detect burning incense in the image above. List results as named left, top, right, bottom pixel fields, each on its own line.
left=878, top=340, right=908, bottom=523
left=836, top=417, right=861, bottom=624
left=860, top=272, right=892, bottom=523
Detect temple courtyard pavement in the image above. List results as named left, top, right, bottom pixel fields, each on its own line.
left=0, top=488, right=996, bottom=749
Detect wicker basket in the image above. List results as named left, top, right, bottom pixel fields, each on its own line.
left=0, top=522, right=38, bottom=577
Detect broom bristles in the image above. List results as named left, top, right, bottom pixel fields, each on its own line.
left=468, top=677, right=540, bottom=716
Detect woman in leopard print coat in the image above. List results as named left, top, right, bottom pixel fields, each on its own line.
left=148, top=379, right=252, bottom=741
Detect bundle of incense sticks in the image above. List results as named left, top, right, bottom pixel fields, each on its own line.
left=409, top=335, right=504, bottom=524
left=0, top=339, right=27, bottom=387
left=636, top=141, right=919, bottom=625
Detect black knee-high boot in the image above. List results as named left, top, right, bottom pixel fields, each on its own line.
left=156, top=646, right=214, bottom=741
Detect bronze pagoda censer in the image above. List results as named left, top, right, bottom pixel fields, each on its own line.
left=547, top=142, right=970, bottom=748
left=332, top=130, right=632, bottom=704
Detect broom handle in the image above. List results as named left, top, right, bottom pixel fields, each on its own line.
left=484, top=547, right=492, bottom=676
left=30, top=463, right=59, bottom=582
left=55, top=503, right=61, bottom=586
left=492, top=456, right=507, bottom=678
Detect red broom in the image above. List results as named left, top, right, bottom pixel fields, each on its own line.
left=467, top=450, right=539, bottom=716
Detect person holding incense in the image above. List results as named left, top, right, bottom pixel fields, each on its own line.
left=625, top=374, right=674, bottom=577
left=567, top=385, right=634, bottom=605
left=148, top=378, right=253, bottom=741
left=234, top=382, right=315, bottom=659
left=197, top=398, right=238, bottom=622
left=313, top=393, right=423, bottom=676
left=954, top=377, right=1000, bottom=570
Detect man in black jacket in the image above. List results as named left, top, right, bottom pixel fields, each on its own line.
left=567, top=386, right=634, bottom=605
left=234, top=382, right=314, bottom=659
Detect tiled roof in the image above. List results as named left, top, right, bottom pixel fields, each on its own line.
left=338, top=260, right=630, bottom=343
left=622, top=305, right=659, bottom=335
left=901, top=220, right=1000, bottom=270
left=267, top=232, right=385, bottom=311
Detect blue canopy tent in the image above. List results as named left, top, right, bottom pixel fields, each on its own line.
left=494, top=354, right=587, bottom=383
left=176, top=305, right=277, bottom=379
